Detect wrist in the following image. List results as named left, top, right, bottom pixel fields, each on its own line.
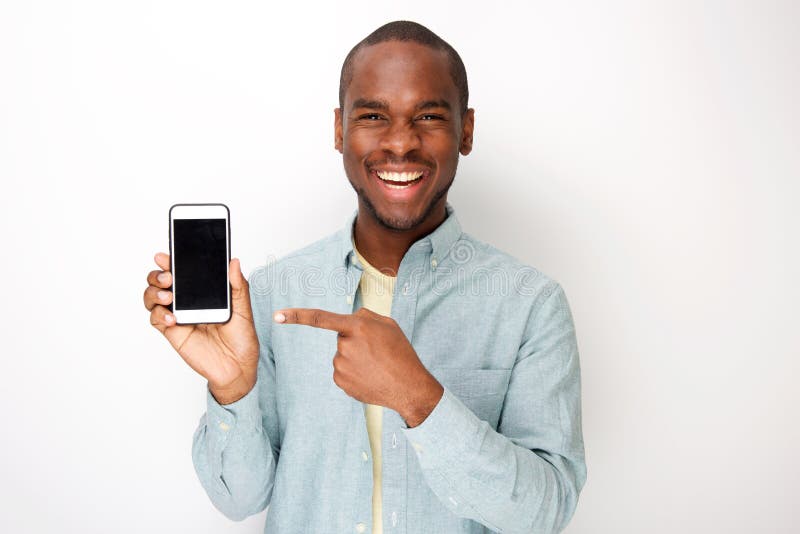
left=402, top=375, right=444, bottom=428
left=209, top=374, right=256, bottom=405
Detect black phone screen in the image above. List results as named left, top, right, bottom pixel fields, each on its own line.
left=173, top=218, right=228, bottom=310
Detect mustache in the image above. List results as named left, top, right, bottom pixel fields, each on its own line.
left=366, top=154, right=435, bottom=169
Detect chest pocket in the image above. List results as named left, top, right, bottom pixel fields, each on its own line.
left=428, top=368, right=512, bottom=429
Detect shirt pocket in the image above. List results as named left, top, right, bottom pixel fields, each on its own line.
left=428, top=368, right=512, bottom=428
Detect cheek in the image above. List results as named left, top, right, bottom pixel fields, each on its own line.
left=344, top=127, right=380, bottom=149
left=422, top=131, right=461, bottom=159
left=341, top=136, right=368, bottom=175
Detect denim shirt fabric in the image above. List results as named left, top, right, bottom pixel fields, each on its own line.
left=191, top=202, right=587, bottom=534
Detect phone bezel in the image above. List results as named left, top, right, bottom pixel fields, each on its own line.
left=168, top=203, right=232, bottom=324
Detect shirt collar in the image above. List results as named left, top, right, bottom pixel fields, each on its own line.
left=338, top=201, right=462, bottom=269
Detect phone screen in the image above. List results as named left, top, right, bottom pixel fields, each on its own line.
left=173, top=218, right=228, bottom=310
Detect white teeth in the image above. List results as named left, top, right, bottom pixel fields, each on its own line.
left=377, top=171, right=424, bottom=182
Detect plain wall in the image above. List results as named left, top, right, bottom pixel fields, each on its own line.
left=1, top=1, right=797, bottom=532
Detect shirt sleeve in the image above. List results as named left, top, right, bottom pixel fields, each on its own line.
left=401, top=282, right=587, bottom=534
left=191, top=266, right=281, bottom=521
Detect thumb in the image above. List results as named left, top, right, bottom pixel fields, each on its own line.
left=230, top=258, right=253, bottom=312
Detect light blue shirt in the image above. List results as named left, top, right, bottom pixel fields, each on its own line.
left=192, top=202, right=587, bottom=533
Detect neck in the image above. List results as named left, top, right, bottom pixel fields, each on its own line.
left=353, top=200, right=447, bottom=277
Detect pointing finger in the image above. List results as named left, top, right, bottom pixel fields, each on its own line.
left=274, top=308, right=353, bottom=334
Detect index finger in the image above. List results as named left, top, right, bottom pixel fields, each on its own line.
left=274, top=308, right=353, bottom=334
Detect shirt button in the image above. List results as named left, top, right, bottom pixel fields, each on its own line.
left=402, top=283, right=409, bottom=295
left=431, top=257, right=438, bottom=269
left=355, top=522, right=366, bottom=533
left=411, top=442, right=423, bottom=453
left=361, top=450, right=369, bottom=462
left=391, top=511, right=398, bottom=526
left=346, top=294, right=353, bottom=304
left=391, top=433, right=397, bottom=448
left=218, top=422, right=230, bottom=432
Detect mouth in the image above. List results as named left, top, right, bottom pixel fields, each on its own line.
left=373, top=170, right=427, bottom=191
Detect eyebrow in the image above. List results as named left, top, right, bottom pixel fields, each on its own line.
left=350, top=98, right=452, bottom=112
left=416, top=100, right=451, bottom=111
left=351, top=98, right=389, bottom=111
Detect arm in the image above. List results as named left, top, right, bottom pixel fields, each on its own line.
left=191, top=266, right=282, bottom=521
left=401, top=283, right=587, bottom=534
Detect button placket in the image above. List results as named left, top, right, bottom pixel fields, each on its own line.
left=384, top=247, right=426, bottom=534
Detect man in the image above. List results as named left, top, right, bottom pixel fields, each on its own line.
left=144, top=20, right=586, bottom=534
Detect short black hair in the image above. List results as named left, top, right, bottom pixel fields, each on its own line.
left=338, top=20, right=469, bottom=116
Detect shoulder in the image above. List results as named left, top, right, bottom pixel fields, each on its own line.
left=455, top=233, right=575, bottom=343
left=452, top=231, right=562, bottom=303
left=276, top=230, right=343, bottom=268
left=247, top=227, right=343, bottom=295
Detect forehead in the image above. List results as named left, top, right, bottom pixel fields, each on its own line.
left=345, top=41, right=459, bottom=110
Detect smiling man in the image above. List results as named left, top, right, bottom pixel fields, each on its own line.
left=145, top=20, right=585, bottom=534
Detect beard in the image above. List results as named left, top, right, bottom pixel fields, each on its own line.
left=347, top=170, right=456, bottom=232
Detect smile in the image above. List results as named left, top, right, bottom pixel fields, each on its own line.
left=376, top=170, right=424, bottom=189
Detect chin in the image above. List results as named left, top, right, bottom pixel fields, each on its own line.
left=374, top=209, right=425, bottom=231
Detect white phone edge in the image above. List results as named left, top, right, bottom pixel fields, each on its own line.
left=168, top=203, right=231, bottom=325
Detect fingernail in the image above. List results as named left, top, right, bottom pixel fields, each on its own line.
left=273, top=312, right=285, bottom=323
left=165, top=314, right=174, bottom=323
left=157, top=290, right=169, bottom=301
left=158, top=273, right=168, bottom=283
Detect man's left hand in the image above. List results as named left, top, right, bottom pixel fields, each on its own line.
left=273, top=306, right=443, bottom=427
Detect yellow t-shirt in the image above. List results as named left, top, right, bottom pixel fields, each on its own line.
left=353, top=242, right=395, bottom=534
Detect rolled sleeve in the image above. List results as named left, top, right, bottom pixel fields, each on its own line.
left=206, top=384, right=262, bottom=436
left=203, top=383, right=263, bottom=482
left=401, top=386, right=482, bottom=461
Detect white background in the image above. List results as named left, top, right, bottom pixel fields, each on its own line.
left=1, top=1, right=797, bottom=532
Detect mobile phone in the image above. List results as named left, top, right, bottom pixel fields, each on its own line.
left=168, top=203, right=232, bottom=324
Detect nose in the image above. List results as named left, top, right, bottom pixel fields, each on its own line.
left=379, top=119, right=422, bottom=157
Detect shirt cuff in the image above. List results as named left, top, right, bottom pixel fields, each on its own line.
left=206, top=382, right=262, bottom=436
left=401, top=386, right=484, bottom=467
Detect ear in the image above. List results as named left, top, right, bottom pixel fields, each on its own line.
left=334, top=108, right=343, bottom=153
left=459, top=108, right=475, bottom=156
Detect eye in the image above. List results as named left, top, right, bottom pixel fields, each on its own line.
left=358, top=113, right=384, bottom=121
left=417, top=114, right=444, bottom=121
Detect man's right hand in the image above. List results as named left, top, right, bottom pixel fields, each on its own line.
left=143, top=252, right=260, bottom=405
